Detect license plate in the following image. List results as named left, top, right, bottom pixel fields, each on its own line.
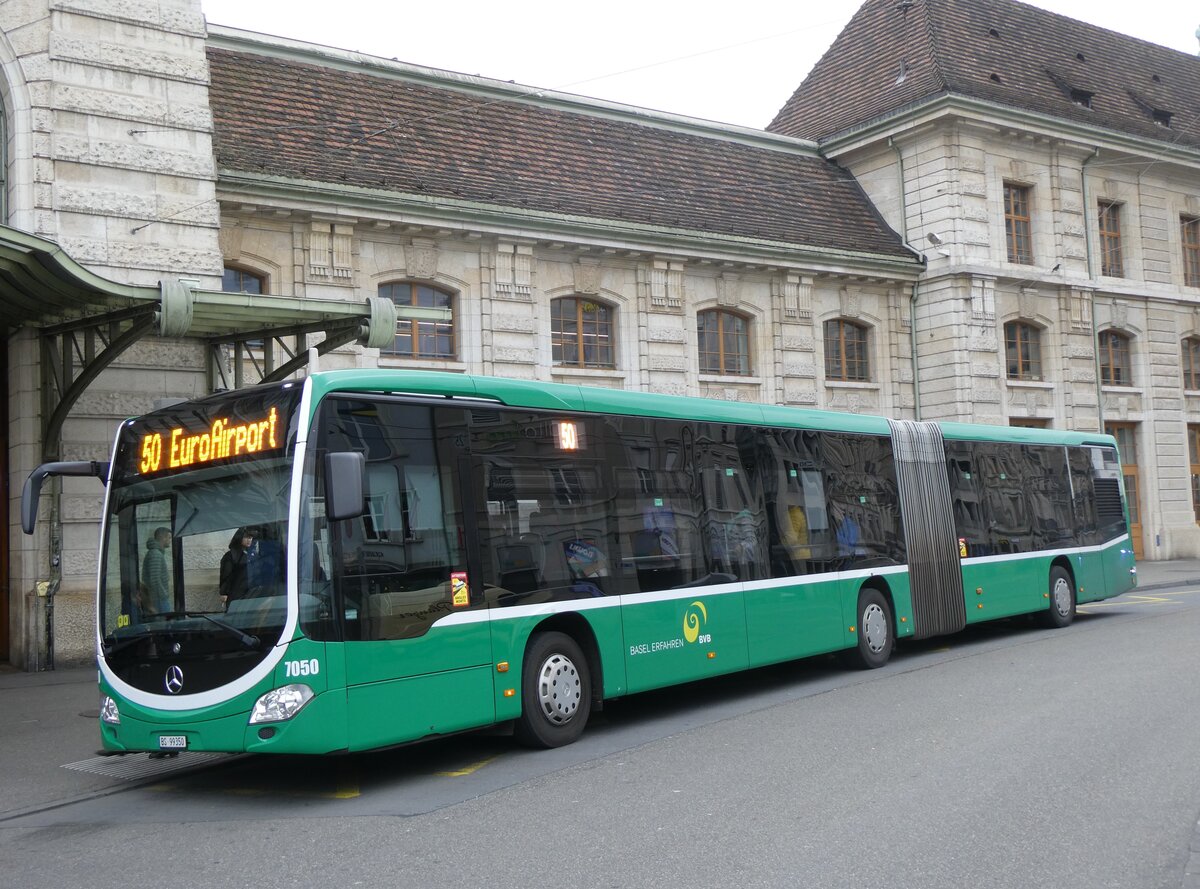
left=158, top=735, right=187, bottom=750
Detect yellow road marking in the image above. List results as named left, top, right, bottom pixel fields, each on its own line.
left=147, top=765, right=361, bottom=800
left=435, top=754, right=500, bottom=777
left=1081, top=589, right=1197, bottom=609
left=333, top=764, right=360, bottom=798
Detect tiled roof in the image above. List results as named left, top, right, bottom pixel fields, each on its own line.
left=769, top=0, right=1200, bottom=150
left=206, top=47, right=914, bottom=261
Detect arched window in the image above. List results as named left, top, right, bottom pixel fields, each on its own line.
left=1183, top=337, right=1200, bottom=390
left=1, top=109, right=6, bottom=223
left=551, top=297, right=614, bottom=368
left=1005, top=321, right=1042, bottom=381
left=222, top=266, right=264, bottom=294
left=1099, top=330, right=1132, bottom=386
left=824, top=319, right=870, bottom=382
left=697, top=309, right=750, bottom=375
left=379, top=282, right=455, bottom=359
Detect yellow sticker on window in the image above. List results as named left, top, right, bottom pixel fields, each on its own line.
left=451, top=572, right=469, bottom=607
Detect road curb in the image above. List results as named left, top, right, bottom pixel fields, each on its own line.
left=1132, top=579, right=1200, bottom=595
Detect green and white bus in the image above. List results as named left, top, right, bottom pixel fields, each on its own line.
left=23, top=370, right=1136, bottom=753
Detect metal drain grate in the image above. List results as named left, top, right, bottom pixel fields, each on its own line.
left=62, top=751, right=234, bottom=781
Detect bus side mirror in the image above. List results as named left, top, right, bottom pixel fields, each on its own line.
left=324, top=452, right=366, bottom=521
left=22, top=461, right=109, bottom=534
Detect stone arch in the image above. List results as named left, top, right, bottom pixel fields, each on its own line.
left=0, top=24, right=34, bottom=228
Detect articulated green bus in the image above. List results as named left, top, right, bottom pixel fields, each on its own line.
left=24, top=370, right=1136, bottom=753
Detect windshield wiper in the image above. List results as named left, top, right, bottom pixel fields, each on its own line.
left=161, top=611, right=260, bottom=650
left=101, top=630, right=155, bottom=658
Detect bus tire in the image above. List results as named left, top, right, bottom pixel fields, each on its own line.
left=514, top=631, right=592, bottom=748
left=1042, top=566, right=1076, bottom=629
left=844, top=587, right=894, bottom=670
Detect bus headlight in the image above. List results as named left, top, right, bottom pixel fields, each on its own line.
left=100, top=696, right=120, bottom=725
left=249, top=684, right=314, bottom=724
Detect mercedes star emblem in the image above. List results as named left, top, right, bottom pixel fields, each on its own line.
left=164, top=664, right=184, bottom=695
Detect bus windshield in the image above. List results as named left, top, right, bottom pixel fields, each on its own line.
left=98, top=385, right=299, bottom=694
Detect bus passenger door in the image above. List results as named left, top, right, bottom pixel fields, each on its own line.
left=320, top=399, right=494, bottom=752
left=622, top=425, right=753, bottom=692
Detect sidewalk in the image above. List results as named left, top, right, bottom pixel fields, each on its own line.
left=1132, top=557, right=1200, bottom=592
left=2, top=557, right=1198, bottom=820
left=0, top=664, right=113, bottom=820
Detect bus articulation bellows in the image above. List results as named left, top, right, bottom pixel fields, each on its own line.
left=23, top=370, right=1136, bottom=753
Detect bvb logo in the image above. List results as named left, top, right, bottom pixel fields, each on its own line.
left=682, top=601, right=708, bottom=644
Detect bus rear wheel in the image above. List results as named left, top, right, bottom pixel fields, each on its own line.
left=843, top=588, right=894, bottom=670
left=515, top=631, right=592, bottom=748
left=1041, top=566, right=1076, bottom=629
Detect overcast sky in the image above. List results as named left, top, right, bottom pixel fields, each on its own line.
left=199, top=1, right=1200, bottom=129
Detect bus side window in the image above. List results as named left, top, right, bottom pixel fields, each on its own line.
left=1024, top=445, right=1073, bottom=550
left=313, top=399, right=473, bottom=641
left=609, top=415, right=707, bottom=594
left=1067, top=447, right=1099, bottom=546
left=975, top=442, right=1032, bottom=553
left=946, top=442, right=987, bottom=557
left=823, top=432, right=905, bottom=569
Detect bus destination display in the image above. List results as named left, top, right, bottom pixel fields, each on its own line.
left=138, top=406, right=286, bottom=475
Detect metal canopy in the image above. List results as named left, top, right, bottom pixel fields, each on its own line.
left=0, top=224, right=395, bottom=459
left=0, top=226, right=151, bottom=328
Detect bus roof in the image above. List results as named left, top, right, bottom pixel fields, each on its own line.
left=306, top=369, right=1115, bottom=447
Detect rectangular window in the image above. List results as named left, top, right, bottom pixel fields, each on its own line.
left=1184, top=217, right=1200, bottom=288
left=1099, top=331, right=1131, bottom=386
left=1004, top=184, right=1033, bottom=264
left=824, top=320, right=870, bottom=382
left=1098, top=201, right=1124, bottom=277
left=1005, top=322, right=1042, bottom=381
left=1185, top=339, right=1200, bottom=390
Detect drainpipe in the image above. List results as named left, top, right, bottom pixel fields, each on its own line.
left=1081, top=146, right=1103, bottom=430
left=890, top=136, right=924, bottom=420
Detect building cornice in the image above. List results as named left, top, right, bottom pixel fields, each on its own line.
left=216, top=170, right=923, bottom=280
left=819, top=93, right=1200, bottom=173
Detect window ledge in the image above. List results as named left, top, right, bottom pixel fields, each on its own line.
left=377, top=357, right=467, bottom=372
left=550, top=367, right=625, bottom=380
left=1005, top=379, right=1054, bottom=389
left=698, top=374, right=761, bottom=385
left=1101, top=385, right=1143, bottom=395
left=825, top=380, right=879, bottom=390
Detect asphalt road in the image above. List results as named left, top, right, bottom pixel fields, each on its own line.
left=3, top=588, right=1200, bottom=889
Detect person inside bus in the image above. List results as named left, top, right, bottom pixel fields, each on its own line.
left=246, top=524, right=283, bottom=593
left=835, top=511, right=865, bottom=566
left=219, top=528, right=253, bottom=609
left=142, top=526, right=172, bottom=614
left=777, top=502, right=811, bottom=576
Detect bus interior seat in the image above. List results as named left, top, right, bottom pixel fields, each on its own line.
left=495, top=539, right=540, bottom=594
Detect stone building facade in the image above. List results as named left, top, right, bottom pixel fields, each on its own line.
left=1, top=3, right=921, bottom=668
left=769, top=0, right=1200, bottom=562
left=2, top=0, right=222, bottom=668
left=4, top=0, right=1196, bottom=668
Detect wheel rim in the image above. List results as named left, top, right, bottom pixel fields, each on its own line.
left=862, top=602, right=888, bottom=654
left=535, top=652, right=581, bottom=726
left=1053, top=576, right=1073, bottom=617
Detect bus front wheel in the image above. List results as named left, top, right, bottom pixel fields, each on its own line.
left=515, top=631, right=592, bottom=748
left=844, top=588, right=894, bottom=670
left=1042, top=566, right=1076, bottom=629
